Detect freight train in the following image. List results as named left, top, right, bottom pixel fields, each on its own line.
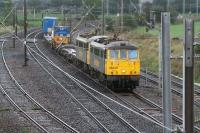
left=42, top=17, right=140, bottom=90
left=75, top=33, right=140, bottom=90
left=42, top=17, right=71, bottom=49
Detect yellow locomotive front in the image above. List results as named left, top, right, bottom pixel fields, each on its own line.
left=104, top=42, right=140, bottom=89
left=89, top=40, right=140, bottom=90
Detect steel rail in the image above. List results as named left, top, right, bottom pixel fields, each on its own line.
left=27, top=35, right=111, bottom=133
left=0, top=41, right=49, bottom=133
left=141, top=69, right=200, bottom=93
left=35, top=33, right=200, bottom=132
left=132, top=92, right=200, bottom=132
left=27, top=31, right=79, bottom=133
left=27, top=40, right=141, bottom=133
left=33, top=31, right=146, bottom=132
left=140, top=73, right=200, bottom=107
left=140, top=74, right=200, bottom=132
left=34, top=32, right=163, bottom=125
left=52, top=49, right=163, bottom=124
left=58, top=64, right=162, bottom=124
left=26, top=32, right=174, bottom=132
left=2, top=31, right=79, bottom=133
left=31, top=31, right=143, bottom=132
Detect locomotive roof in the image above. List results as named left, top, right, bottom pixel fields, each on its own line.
left=54, top=26, right=69, bottom=28
left=43, top=17, right=57, bottom=20
left=90, top=41, right=138, bottom=50
left=76, top=35, right=108, bottom=43
left=89, top=35, right=108, bottom=42
left=79, top=32, right=96, bottom=39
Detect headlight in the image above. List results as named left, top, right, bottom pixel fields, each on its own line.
left=122, top=70, right=126, bottom=73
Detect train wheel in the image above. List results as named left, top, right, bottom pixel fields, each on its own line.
left=106, top=82, right=112, bottom=89
left=98, top=73, right=104, bottom=83
left=131, top=84, right=136, bottom=89
left=89, top=69, right=95, bottom=78
left=76, top=60, right=80, bottom=66
left=51, top=43, right=54, bottom=49
left=107, top=82, right=115, bottom=90
left=83, top=64, right=88, bottom=72
left=135, top=80, right=139, bottom=86
left=72, top=59, right=77, bottom=65
left=130, top=81, right=136, bottom=89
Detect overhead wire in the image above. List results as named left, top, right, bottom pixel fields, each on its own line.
left=1, top=2, right=200, bottom=132
left=0, top=13, right=175, bottom=133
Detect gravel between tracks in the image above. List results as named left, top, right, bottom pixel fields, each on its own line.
left=30, top=34, right=171, bottom=132
left=5, top=36, right=104, bottom=132
left=1, top=32, right=173, bottom=132
left=0, top=40, right=40, bottom=133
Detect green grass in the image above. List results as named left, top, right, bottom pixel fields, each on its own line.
left=0, top=26, right=13, bottom=35
left=16, top=11, right=66, bottom=28
left=125, top=23, right=200, bottom=83
left=132, top=26, right=159, bottom=37
left=171, top=21, right=200, bottom=38
left=133, top=21, right=200, bottom=38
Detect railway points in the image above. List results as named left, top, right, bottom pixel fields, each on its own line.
left=0, top=16, right=194, bottom=133
left=27, top=30, right=168, bottom=132
left=0, top=0, right=200, bottom=133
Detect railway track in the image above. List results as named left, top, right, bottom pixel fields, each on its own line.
left=34, top=30, right=200, bottom=132
left=140, top=69, right=200, bottom=131
left=33, top=32, right=178, bottom=126
left=140, top=69, right=200, bottom=107
left=29, top=32, right=141, bottom=133
left=0, top=30, right=80, bottom=133
left=10, top=30, right=106, bottom=133
left=141, top=68, right=200, bottom=91
left=34, top=32, right=164, bottom=125
left=24, top=30, right=174, bottom=132
left=1, top=41, right=78, bottom=133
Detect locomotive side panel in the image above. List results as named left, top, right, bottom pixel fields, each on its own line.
left=75, top=40, right=87, bottom=63
left=89, top=46, right=105, bottom=73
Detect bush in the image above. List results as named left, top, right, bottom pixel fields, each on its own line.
left=123, top=14, right=138, bottom=30
left=135, top=13, right=146, bottom=26
left=105, top=15, right=138, bottom=32
left=169, top=7, right=179, bottom=24
left=195, top=45, right=200, bottom=54
left=105, top=16, right=115, bottom=31
left=142, top=5, right=179, bottom=24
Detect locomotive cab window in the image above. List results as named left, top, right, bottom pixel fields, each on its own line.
left=76, top=41, right=79, bottom=46
left=120, top=50, right=127, bottom=59
left=104, top=51, right=107, bottom=58
left=128, top=50, right=138, bottom=59
left=79, top=42, right=83, bottom=47
left=90, top=47, right=94, bottom=53
left=94, top=48, right=99, bottom=56
left=84, top=43, right=89, bottom=49
left=110, top=50, right=119, bottom=59
left=100, top=50, right=104, bottom=58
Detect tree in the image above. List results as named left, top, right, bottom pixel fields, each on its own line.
left=84, top=0, right=101, bottom=7
left=171, top=0, right=182, bottom=13
left=0, top=0, right=13, bottom=24
left=28, top=0, right=41, bottom=8
left=50, top=0, right=62, bottom=7
left=0, top=0, right=12, bottom=11
left=153, top=0, right=168, bottom=10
